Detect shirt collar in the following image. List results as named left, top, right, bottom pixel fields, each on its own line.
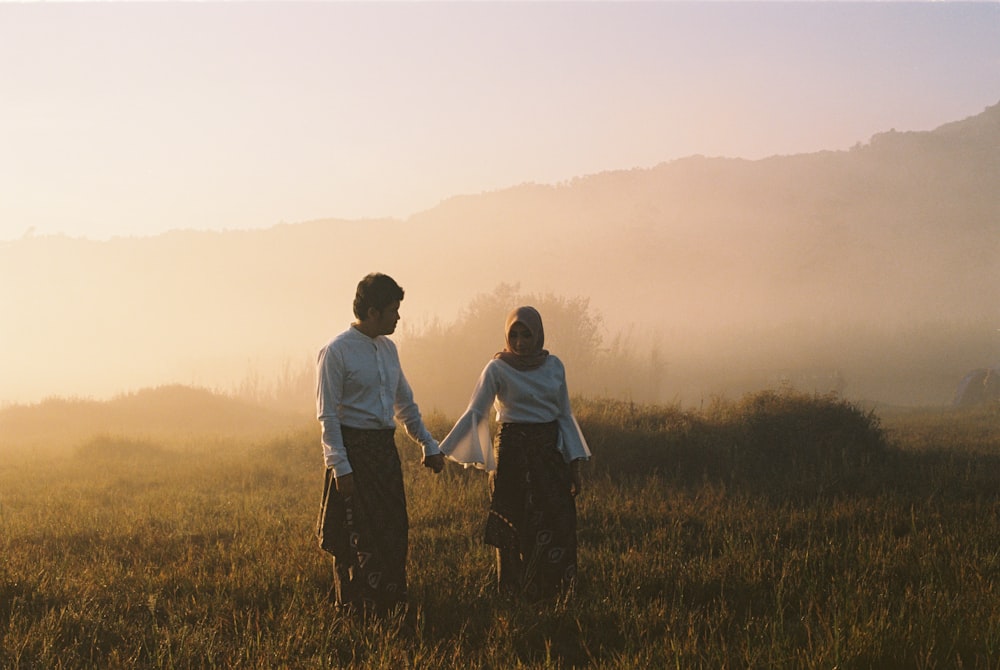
left=348, top=323, right=380, bottom=343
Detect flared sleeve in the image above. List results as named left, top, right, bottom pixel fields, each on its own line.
left=554, top=359, right=592, bottom=463
left=439, top=363, right=501, bottom=471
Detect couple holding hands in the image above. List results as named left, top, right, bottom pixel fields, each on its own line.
left=316, top=273, right=591, bottom=615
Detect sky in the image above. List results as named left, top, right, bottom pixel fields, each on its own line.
left=2, top=1, right=999, bottom=242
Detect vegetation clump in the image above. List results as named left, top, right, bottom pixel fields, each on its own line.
left=577, top=390, right=887, bottom=497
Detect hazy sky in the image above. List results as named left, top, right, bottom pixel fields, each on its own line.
left=2, top=1, right=999, bottom=242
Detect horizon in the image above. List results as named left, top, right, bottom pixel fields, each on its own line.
left=3, top=1, right=1000, bottom=242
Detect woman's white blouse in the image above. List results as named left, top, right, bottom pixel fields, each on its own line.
left=439, top=355, right=591, bottom=471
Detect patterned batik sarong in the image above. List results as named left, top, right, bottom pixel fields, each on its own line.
left=485, top=421, right=578, bottom=600
left=316, top=427, right=408, bottom=614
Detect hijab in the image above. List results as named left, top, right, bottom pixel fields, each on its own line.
left=494, top=305, right=549, bottom=371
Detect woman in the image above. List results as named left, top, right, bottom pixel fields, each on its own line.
left=440, top=306, right=591, bottom=599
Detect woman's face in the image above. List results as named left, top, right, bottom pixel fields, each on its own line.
left=508, top=322, right=535, bottom=355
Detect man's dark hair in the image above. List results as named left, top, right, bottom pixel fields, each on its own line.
left=353, top=273, right=404, bottom=319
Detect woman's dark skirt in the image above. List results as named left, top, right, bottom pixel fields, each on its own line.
left=316, top=427, right=408, bottom=614
left=485, top=421, right=578, bottom=600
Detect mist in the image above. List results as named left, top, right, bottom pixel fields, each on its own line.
left=1, top=103, right=998, bottom=413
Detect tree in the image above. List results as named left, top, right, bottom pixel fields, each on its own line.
left=399, top=284, right=659, bottom=418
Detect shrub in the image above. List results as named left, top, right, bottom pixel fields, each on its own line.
left=575, top=390, right=887, bottom=496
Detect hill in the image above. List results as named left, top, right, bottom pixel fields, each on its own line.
left=0, top=385, right=308, bottom=452
left=1, top=101, right=998, bottom=408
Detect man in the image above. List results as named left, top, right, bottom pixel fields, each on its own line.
left=315, top=272, right=444, bottom=615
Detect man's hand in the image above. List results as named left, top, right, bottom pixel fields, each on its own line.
left=335, top=472, right=356, bottom=499
left=422, top=453, right=444, bottom=474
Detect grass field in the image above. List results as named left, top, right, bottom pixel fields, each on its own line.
left=2, top=391, right=999, bottom=668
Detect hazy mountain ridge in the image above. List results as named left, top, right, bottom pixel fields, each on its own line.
left=2, top=102, right=998, bottom=405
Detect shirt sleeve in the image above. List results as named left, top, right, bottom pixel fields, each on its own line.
left=439, top=362, right=501, bottom=471
left=393, top=366, right=441, bottom=458
left=316, top=344, right=352, bottom=477
left=553, top=358, right=592, bottom=464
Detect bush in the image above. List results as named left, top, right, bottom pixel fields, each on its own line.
left=728, top=390, right=887, bottom=492
left=576, top=390, right=887, bottom=496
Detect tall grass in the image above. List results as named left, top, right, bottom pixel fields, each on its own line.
left=2, top=391, right=999, bottom=668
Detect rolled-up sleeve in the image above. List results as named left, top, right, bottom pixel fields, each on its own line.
left=394, top=368, right=440, bottom=458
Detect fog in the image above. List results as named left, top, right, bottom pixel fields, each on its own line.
left=1, top=104, right=998, bottom=414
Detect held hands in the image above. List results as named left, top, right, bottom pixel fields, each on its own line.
left=422, top=452, right=445, bottom=474
left=336, top=454, right=443, bottom=502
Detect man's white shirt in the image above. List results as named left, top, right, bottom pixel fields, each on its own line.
left=317, top=325, right=440, bottom=477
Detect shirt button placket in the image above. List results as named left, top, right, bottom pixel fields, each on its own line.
left=375, top=344, right=389, bottom=421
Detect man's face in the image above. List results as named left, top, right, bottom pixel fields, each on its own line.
left=371, top=300, right=401, bottom=336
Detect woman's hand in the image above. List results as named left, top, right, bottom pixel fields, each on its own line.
left=570, top=459, right=583, bottom=497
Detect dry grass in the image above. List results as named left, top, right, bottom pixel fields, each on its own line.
left=2, top=391, right=999, bottom=668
